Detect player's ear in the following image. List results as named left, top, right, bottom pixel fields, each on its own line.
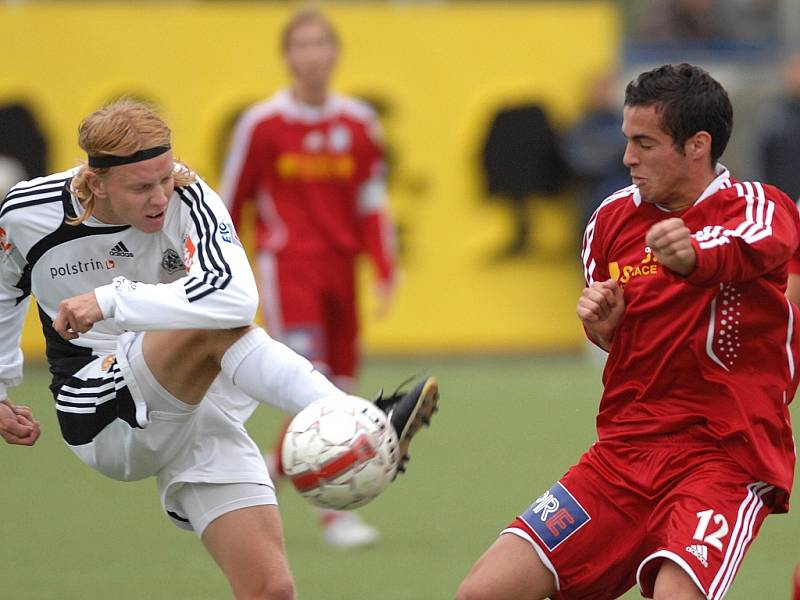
left=85, top=170, right=108, bottom=199
left=687, top=131, right=712, bottom=161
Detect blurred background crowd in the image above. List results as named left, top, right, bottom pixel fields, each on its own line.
left=2, top=0, right=800, bottom=357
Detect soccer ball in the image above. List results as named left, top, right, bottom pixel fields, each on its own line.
left=281, top=395, right=400, bottom=510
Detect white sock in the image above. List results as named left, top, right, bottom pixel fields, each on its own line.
left=221, top=328, right=344, bottom=415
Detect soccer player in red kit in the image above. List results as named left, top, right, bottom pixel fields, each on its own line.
left=457, top=64, right=799, bottom=600
left=220, top=9, right=396, bottom=548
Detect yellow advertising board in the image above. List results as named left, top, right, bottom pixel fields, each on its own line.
left=0, top=2, right=619, bottom=356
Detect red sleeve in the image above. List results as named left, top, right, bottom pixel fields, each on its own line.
left=360, top=211, right=395, bottom=283
left=220, top=115, right=272, bottom=229
left=581, top=208, right=611, bottom=286
left=682, top=183, right=800, bottom=286
left=356, top=113, right=395, bottom=283
left=580, top=206, right=613, bottom=348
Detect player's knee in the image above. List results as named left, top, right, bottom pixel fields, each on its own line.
left=262, top=574, right=295, bottom=600
left=233, top=572, right=295, bottom=600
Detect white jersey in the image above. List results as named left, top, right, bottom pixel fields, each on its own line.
left=0, top=168, right=258, bottom=403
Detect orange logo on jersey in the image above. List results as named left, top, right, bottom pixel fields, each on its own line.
left=0, top=227, right=12, bottom=253
left=101, top=354, right=116, bottom=372
left=276, top=152, right=356, bottom=181
left=609, top=248, right=658, bottom=287
left=183, top=236, right=196, bottom=272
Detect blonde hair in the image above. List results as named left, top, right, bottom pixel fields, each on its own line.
left=70, top=98, right=196, bottom=225
left=281, top=8, right=339, bottom=52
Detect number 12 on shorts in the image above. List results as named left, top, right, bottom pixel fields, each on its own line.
left=693, top=509, right=729, bottom=551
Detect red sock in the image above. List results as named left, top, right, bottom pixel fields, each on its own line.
left=319, top=510, right=343, bottom=527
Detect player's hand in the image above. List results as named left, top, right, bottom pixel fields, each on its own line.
left=576, top=279, right=625, bottom=348
left=645, top=217, right=696, bottom=276
left=374, top=277, right=397, bottom=319
left=53, top=290, right=104, bottom=340
left=0, top=399, right=41, bottom=446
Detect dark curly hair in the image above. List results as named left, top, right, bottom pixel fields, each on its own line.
left=624, top=63, right=733, bottom=166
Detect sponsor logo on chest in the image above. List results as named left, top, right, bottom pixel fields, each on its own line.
left=608, top=246, right=659, bottom=287
left=49, top=258, right=116, bottom=279
left=161, top=248, right=184, bottom=274
left=109, top=241, right=134, bottom=258
left=277, top=124, right=357, bottom=181
left=0, top=227, right=12, bottom=253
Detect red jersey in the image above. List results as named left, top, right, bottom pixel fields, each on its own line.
left=220, top=89, right=394, bottom=282
left=582, top=167, right=799, bottom=509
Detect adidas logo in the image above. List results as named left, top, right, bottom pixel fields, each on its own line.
left=686, top=544, right=708, bottom=568
left=109, top=241, right=134, bottom=258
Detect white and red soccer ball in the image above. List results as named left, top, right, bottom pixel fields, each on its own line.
left=281, top=395, right=399, bottom=510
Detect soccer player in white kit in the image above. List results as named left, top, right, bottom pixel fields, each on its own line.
left=0, top=98, right=438, bottom=599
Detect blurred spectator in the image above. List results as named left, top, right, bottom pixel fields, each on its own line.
left=0, top=157, right=26, bottom=199
left=629, top=0, right=780, bottom=44
left=755, top=53, right=800, bottom=199
left=561, top=72, right=630, bottom=231
left=632, top=0, right=733, bottom=42
left=0, top=102, right=48, bottom=196
left=732, top=0, right=781, bottom=41
left=481, top=103, right=566, bottom=259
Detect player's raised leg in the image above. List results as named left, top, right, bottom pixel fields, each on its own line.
left=456, top=534, right=556, bottom=600
left=141, top=326, right=439, bottom=470
left=140, top=325, right=341, bottom=417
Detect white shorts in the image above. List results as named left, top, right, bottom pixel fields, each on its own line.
left=174, top=482, right=277, bottom=538
left=62, top=331, right=275, bottom=532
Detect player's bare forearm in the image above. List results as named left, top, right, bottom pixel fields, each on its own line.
left=0, top=399, right=41, bottom=446
left=576, top=279, right=625, bottom=350
left=645, top=217, right=696, bottom=276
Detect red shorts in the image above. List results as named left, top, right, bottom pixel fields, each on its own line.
left=256, top=250, right=358, bottom=379
left=503, top=429, right=778, bottom=599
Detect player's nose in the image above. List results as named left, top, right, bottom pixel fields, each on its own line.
left=623, top=142, right=638, bottom=167
left=151, top=186, right=170, bottom=208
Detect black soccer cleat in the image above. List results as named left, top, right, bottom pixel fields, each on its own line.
left=374, top=376, right=439, bottom=478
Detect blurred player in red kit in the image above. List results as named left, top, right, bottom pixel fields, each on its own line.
left=458, top=63, right=798, bottom=599
left=220, top=9, right=396, bottom=549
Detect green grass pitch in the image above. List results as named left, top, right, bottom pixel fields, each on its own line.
left=4, top=356, right=799, bottom=599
